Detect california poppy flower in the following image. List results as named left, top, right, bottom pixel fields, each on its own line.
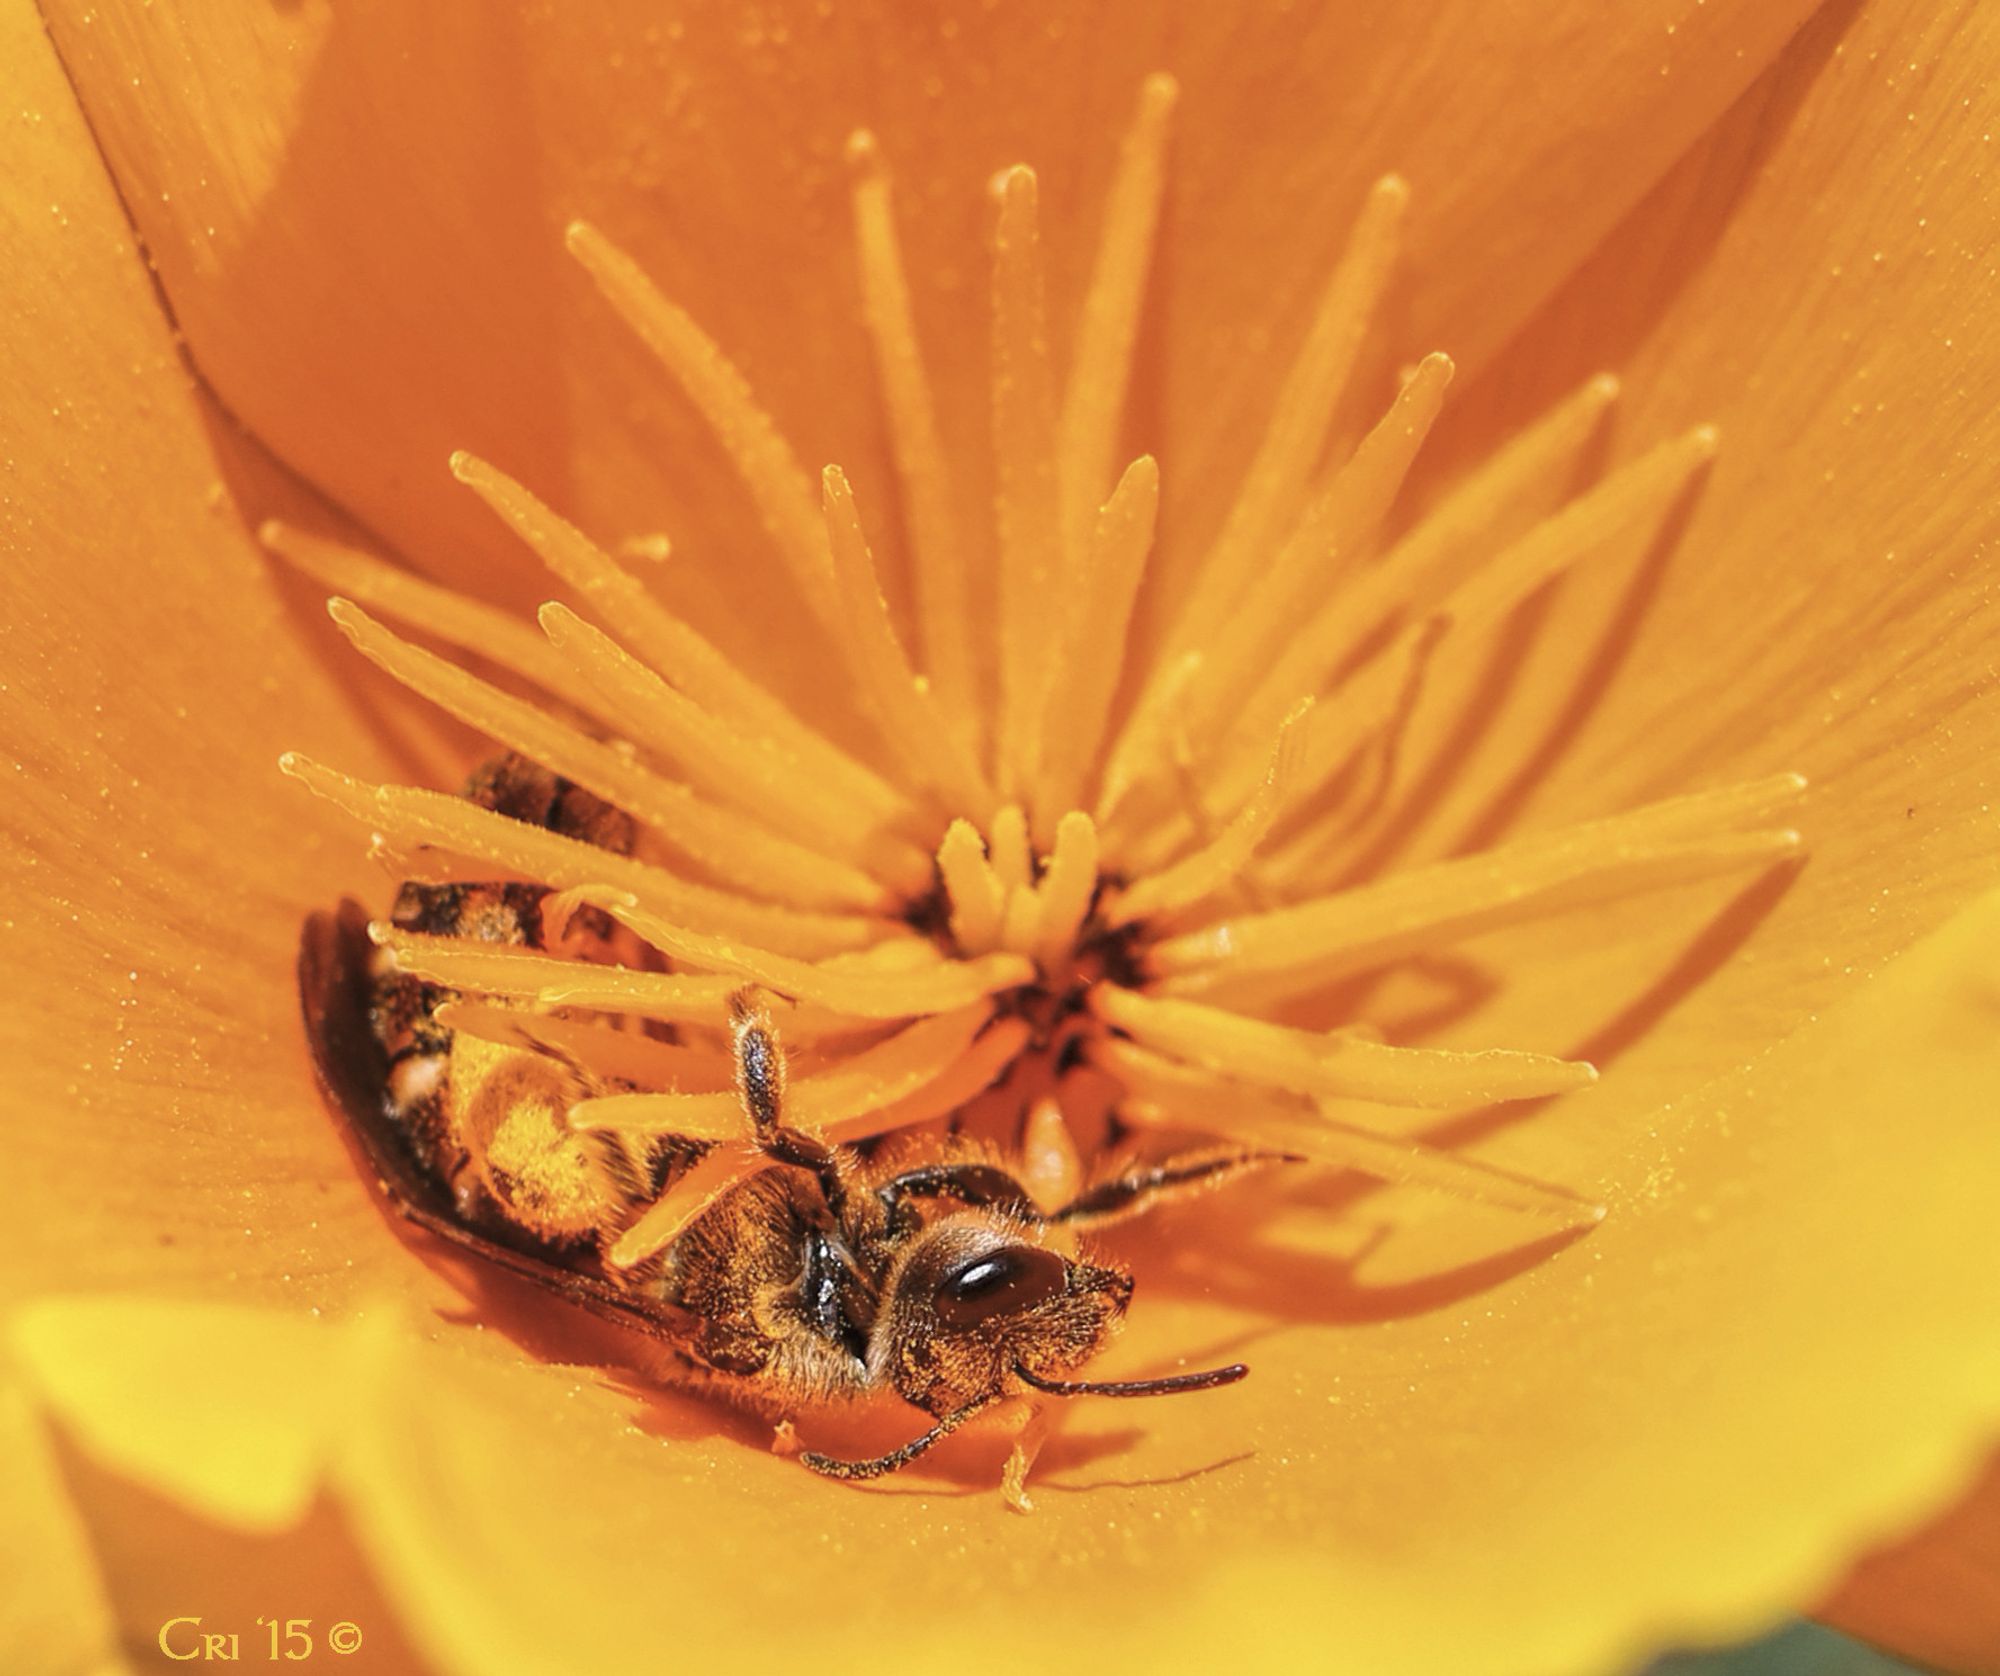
left=6, top=2, right=2000, bottom=1673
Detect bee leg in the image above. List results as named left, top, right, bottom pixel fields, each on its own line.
left=761, top=1125, right=860, bottom=1224
left=1051, top=1146, right=1302, bottom=1230
left=875, top=1163, right=1040, bottom=1229
left=799, top=1394, right=997, bottom=1483
left=1000, top=1401, right=1055, bottom=1515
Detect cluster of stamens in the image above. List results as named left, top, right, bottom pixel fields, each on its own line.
left=275, top=74, right=1801, bottom=1275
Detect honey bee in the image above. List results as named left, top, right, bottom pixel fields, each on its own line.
left=301, top=754, right=1265, bottom=1505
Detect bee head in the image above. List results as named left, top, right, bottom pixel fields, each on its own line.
left=873, top=1215, right=1133, bottom=1416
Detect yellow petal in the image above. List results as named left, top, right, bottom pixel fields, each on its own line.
left=0, top=1370, right=124, bottom=1675
left=10, top=1299, right=392, bottom=1534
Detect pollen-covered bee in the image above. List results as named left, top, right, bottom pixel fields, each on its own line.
left=301, top=754, right=1262, bottom=1505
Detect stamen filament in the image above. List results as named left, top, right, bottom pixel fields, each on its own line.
left=1058, top=73, right=1177, bottom=557
left=1109, top=701, right=1310, bottom=925
left=565, top=220, right=839, bottom=626
left=1101, top=1040, right=1601, bottom=1222
left=1094, top=987, right=1597, bottom=1107
left=845, top=130, right=977, bottom=741
left=998, top=884, right=1043, bottom=956
left=1036, top=456, right=1161, bottom=831
left=1179, top=352, right=1453, bottom=747
left=281, top=753, right=880, bottom=958
left=551, top=886, right=1034, bottom=1018
left=1033, top=811, right=1100, bottom=966
left=988, top=805, right=1033, bottom=892
left=432, top=1000, right=734, bottom=1090
left=820, top=466, right=997, bottom=817
left=1154, top=786, right=1806, bottom=996
left=1157, top=174, right=1408, bottom=654
left=537, top=603, right=931, bottom=893
left=991, top=166, right=1064, bottom=797
left=938, top=819, right=1007, bottom=954
left=1242, top=412, right=1708, bottom=734
left=608, top=1141, right=765, bottom=1269
left=452, top=452, right=909, bottom=831
left=608, top=1016, right=1033, bottom=1268
left=374, top=933, right=696, bottom=1001
left=1329, top=370, right=1623, bottom=639
left=571, top=1005, right=993, bottom=1134
left=328, top=599, right=890, bottom=913
left=261, top=522, right=580, bottom=702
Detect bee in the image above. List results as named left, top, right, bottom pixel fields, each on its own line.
left=300, top=754, right=1266, bottom=1506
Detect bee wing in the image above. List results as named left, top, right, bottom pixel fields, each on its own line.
left=298, top=898, right=697, bottom=1346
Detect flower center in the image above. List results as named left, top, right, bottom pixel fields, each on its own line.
left=278, top=74, right=1802, bottom=1271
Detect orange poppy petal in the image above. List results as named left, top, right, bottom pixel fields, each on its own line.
left=37, top=0, right=1822, bottom=695
left=0, top=0, right=432, bottom=1325
left=1339, top=0, right=2000, bottom=1211
left=1820, top=1450, right=2000, bottom=1675
left=10, top=0, right=2000, bottom=1670
left=14, top=881, right=2000, bottom=1675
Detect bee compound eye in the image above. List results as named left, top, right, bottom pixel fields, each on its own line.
left=933, top=1244, right=1068, bottom=1329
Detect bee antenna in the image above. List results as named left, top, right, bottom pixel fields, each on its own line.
left=1013, top=1361, right=1249, bottom=1399
left=798, top=1395, right=997, bottom=1482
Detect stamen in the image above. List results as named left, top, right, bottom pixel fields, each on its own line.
left=565, top=220, right=839, bottom=626
left=990, top=165, right=1064, bottom=797
left=1192, top=613, right=1447, bottom=851
left=997, top=884, right=1043, bottom=957
left=549, top=885, right=1033, bottom=1019
left=295, top=97, right=1805, bottom=1292
left=607, top=1017, right=1034, bottom=1269
left=373, top=933, right=690, bottom=1001
left=1019, top=1096, right=1085, bottom=1209
left=1108, top=702, right=1309, bottom=926
left=1179, top=352, right=1454, bottom=747
left=1058, top=73, right=1177, bottom=557
left=938, top=818, right=1007, bottom=954
left=432, top=1000, right=734, bottom=1090
left=571, top=1005, right=994, bottom=1134
left=1241, top=412, right=1708, bottom=733
left=608, top=1140, right=765, bottom=1268
left=1444, top=425, right=1720, bottom=631
left=1033, top=811, right=1100, bottom=966
left=845, top=130, right=977, bottom=740
left=328, top=599, right=890, bottom=913
left=1156, top=174, right=1408, bottom=654
left=261, top=521, right=580, bottom=702
left=1328, top=370, right=1623, bottom=638
left=280, top=753, right=880, bottom=958
left=988, top=804, right=1033, bottom=892
left=1094, top=987, right=1597, bottom=1107
left=1035, top=456, right=1161, bottom=832
left=822, top=1016, right=1032, bottom=1142
left=537, top=603, right=931, bottom=893
left=451, top=453, right=909, bottom=834
left=820, top=465, right=997, bottom=817
left=1101, top=1040, right=1601, bottom=1222
left=1153, top=780, right=1806, bottom=997
left=1254, top=620, right=1450, bottom=885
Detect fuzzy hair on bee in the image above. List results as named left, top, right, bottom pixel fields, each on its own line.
left=301, top=754, right=1272, bottom=1508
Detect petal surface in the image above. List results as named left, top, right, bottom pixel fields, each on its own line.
left=7, top=0, right=2000, bottom=1669
left=15, top=886, right=2000, bottom=1676
left=38, top=0, right=1821, bottom=674
left=0, top=0, right=438, bottom=1317
left=1343, top=0, right=2000, bottom=1169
